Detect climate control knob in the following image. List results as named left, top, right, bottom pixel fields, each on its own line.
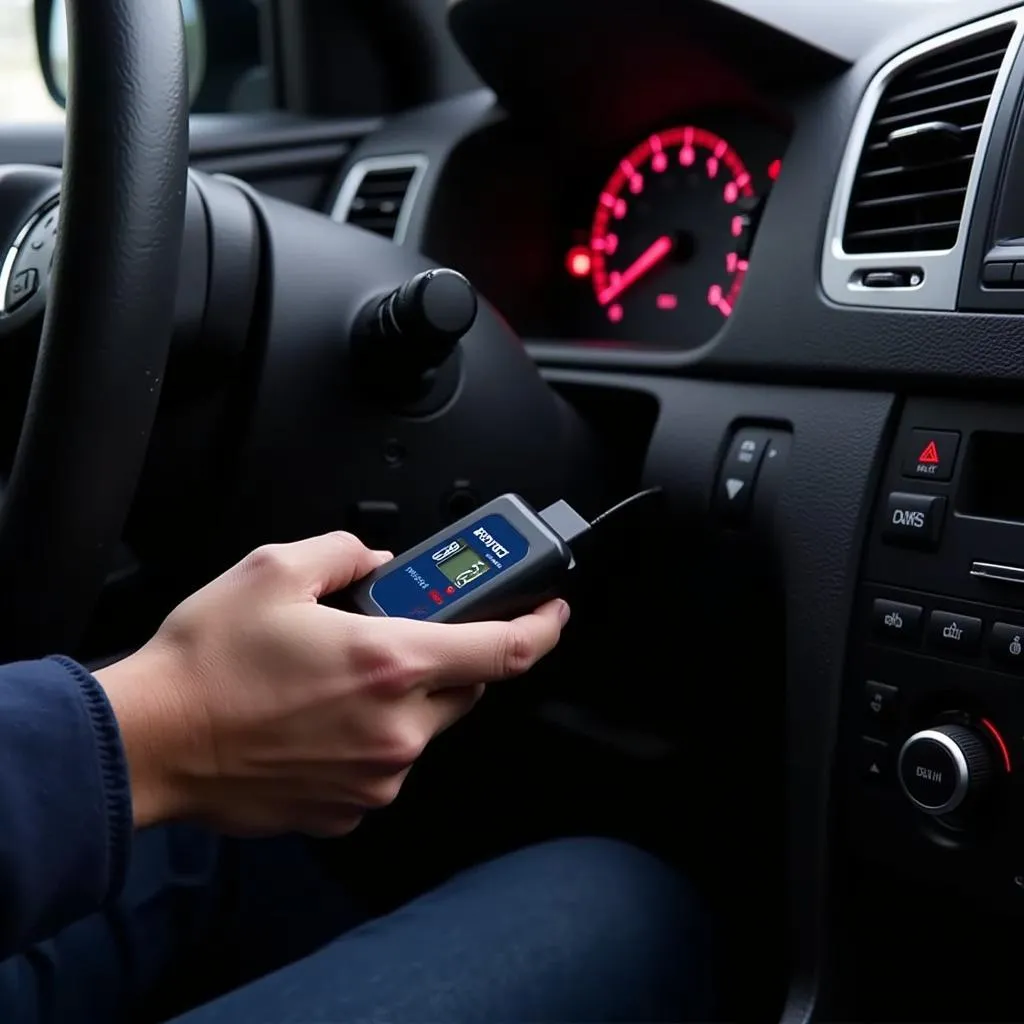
left=898, top=724, right=994, bottom=817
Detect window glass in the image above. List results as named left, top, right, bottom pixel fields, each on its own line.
left=0, top=0, right=271, bottom=123
left=0, top=0, right=59, bottom=122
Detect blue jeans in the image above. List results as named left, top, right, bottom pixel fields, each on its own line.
left=2, top=827, right=711, bottom=1023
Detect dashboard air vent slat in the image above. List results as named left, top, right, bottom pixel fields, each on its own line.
left=873, top=93, right=994, bottom=131
left=347, top=167, right=416, bottom=238
left=858, top=152, right=974, bottom=180
left=842, top=24, right=1014, bottom=255
left=852, top=185, right=968, bottom=211
left=332, top=156, right=428, bottom=244
left=882, top=68, right=999, bottom=110
left=912, top=42, right=1012, bottom=82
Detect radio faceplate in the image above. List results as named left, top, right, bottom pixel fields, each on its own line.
left=845, top=397, right=1024, bottom=912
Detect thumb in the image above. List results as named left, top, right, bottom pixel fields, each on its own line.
left=257, top=532, right=388, bottom=599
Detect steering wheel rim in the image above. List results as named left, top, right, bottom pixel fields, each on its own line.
left=0, top=0, right=189, bottom=659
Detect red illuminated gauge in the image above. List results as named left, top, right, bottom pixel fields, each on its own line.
left=587, top=125, right=777, bottom=345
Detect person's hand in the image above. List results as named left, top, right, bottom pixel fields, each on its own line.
left=95, top=532, right=569, bottom=836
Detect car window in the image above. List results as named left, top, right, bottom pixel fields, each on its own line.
left=0, top=0, right=271, bottom=124
left=0, top=0, right=57, bottom=122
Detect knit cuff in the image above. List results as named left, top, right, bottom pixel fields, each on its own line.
left=51, top=655, right=132, bottom=900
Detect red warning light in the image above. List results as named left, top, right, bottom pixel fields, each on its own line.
left=918, top=440, right=940, bottom=465
left=428, top=589, right=444, bottom=605
left=446, top=585, right=456, bottom=595
left=566, top=246, right=592, bottom=278
left=768, top=158, right=782, bottom=181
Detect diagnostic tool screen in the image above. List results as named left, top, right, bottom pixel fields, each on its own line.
left=370, top=513, right=528, bottom=619
left=437, top=539, right=491, bottom=589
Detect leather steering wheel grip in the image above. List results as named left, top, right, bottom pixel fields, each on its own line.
left=0, top=0, right=189, bottom=658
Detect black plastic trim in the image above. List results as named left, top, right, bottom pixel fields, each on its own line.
left=338, top=2, right=1024, bottom=385
left=0, top=113, right=377, bottom=170
left=959, top=21, right=1024, bottom=311
left=542, top=367, right=895, bottom=1024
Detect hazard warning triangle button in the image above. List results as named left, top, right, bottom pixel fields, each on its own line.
left=902, top=429, right=960, bottom=483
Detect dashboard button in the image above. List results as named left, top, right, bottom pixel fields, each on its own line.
left=899, top=725, right=992, bottom=816
left=5, top=267, right=38, bottom=311
left=882, top=492, right=945, bottom=548
left=982, top=261, right=1013, bottom=285
left=714, top=428, right=770, bottom=524
left=989, top=622, right=1024, bottom=671
left=871, top=599, right=923, bottom=645
left=901, top=429, right=959, bottom=482
left=862, top=270, right=908, bottom=288
left=927, top=610, right=982, bottom=655
left=865, top=680, right=900, bottom=727
left=860, top=736, right=891, bottom=783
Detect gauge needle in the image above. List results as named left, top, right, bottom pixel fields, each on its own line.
left=598, top=234, right=674, bottom=306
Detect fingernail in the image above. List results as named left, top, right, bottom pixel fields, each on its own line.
left=557, top=600, right=571, bottom=625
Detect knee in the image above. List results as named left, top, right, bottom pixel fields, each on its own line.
left=488, top=836, right=706, bottom=938
left=456, top=837, right=713, bottom=1020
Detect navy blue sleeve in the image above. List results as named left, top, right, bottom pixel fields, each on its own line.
left=0, top=656, right=132, bottom=958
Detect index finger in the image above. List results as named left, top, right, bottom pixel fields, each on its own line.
left=366, top=598, right=570, bottom=691
left=271, top=533, right=390, bottom=599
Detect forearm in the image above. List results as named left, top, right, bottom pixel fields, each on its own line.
left=0, top=657, right=132, bottom=957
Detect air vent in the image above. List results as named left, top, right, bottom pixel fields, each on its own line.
left=331, top=155, right=428, bottom=244
left=842, top=24, right=1014, bottom=255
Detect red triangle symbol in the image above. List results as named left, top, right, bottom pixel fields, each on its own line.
left=919, top=440, right=940, bottom=464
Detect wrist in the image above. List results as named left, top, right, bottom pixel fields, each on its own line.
left=94, top=646, right=196, bottom=828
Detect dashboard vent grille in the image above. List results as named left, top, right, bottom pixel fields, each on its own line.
left=334, top=156, right=426, bottom=242
left=842, top=24, right=1014, bottom=255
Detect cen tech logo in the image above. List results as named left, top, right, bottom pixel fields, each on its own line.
left=473, top=526, right=509, bottom=560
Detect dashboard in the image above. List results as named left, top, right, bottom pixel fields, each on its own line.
left=423, top=105, right=789, bottom=349
left=5, top=0, right=1024, bottom=1020
left=322, top=0, right=1024, bottom=1020
left=566, top=116, right=785, bottom=347
left=411, top=38, right=794, bottom=350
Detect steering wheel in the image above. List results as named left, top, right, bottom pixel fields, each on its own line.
left=0, top=0, right=187, bottom=658
left=0, top=0, right=600, bottom=663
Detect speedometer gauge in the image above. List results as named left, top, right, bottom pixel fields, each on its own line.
left=576, top=124, right=781, bottom=347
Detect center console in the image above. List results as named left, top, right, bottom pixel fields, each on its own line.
left=844, top=396, right=1024, bottom=912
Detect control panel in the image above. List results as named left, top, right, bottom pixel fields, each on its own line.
left=844, top=398, right=1024, bottom=912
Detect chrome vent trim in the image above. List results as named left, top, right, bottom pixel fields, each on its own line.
left=821, top=9, right=1024, bottom=310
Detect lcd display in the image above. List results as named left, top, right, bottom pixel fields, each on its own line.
left=437, top=541, right=491, bottom=589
